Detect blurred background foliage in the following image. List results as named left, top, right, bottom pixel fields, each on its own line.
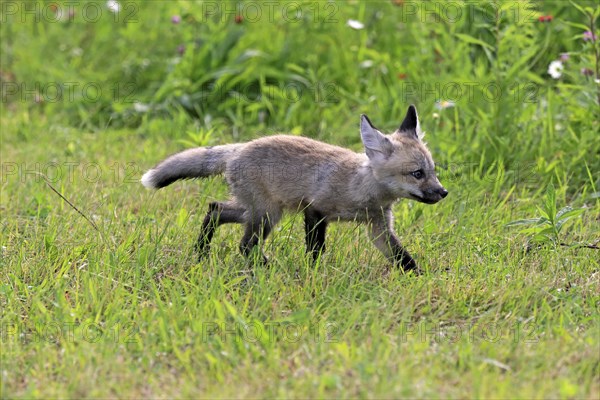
left=1, top=0, right=599, bottom=192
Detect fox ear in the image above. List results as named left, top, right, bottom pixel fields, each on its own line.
left=397, top=105, right=422, bottom=139
left=360, top=114, right=393, bottom=160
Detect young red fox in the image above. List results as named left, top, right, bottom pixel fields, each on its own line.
left=142, top=105, right=447, bottom=271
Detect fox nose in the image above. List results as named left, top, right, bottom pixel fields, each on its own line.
left=439, top=188, right=448, bottom=198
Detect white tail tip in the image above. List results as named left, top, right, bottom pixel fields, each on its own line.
left=141, top=170, right=157, bottom=189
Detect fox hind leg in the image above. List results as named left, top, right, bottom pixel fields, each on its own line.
left=196, top=201, right=245, bottom=259
left=304, top=208, right=327, bottom=262
left=239, top=209, right=282, bottom=265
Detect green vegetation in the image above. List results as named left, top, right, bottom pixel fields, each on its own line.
left=1, top=0, right=598, bottom=398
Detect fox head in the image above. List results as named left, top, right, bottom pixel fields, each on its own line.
left=360, top=105, right=448, bottom=204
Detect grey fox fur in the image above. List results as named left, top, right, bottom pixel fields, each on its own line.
left=142, top=105, right=447, bottom=270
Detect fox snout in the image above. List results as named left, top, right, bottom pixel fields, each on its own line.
left=419, top=186, right=448, bottom=204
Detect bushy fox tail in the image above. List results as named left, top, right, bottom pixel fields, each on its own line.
left=141, top=144, right=243, bottom=189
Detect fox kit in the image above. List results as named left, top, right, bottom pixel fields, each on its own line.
left=142, top=105, right=447, bottom=271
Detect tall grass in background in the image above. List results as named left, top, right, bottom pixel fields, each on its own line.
left=2, top=1, right=598, bottom=196
left=0, top=0, right=597, bottom=204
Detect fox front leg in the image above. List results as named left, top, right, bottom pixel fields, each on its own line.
left=369, top=208, right=418, bottom=271
left=304, top=208, right=327, bottom=261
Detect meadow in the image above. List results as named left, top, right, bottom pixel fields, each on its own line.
left=1, top=0, right=599, bottom=398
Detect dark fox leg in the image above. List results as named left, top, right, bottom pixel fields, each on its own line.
left=381, top=230, right=417, bottom=271
left=196, top=201, right=245, bottom=258
left=239, top=211, right=281, bottom=265
left=304, top=208, right=327, bottom=261
left=369, top=208, right=418, bottom=271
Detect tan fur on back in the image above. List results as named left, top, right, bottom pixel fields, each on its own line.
left=225, top=135, right=383, bottom=220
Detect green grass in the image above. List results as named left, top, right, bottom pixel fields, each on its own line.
left=1, top=0, right=599, bottom=398
left=2, top=111, right=598, bottom=399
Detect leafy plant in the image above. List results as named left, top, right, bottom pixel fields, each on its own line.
left=178, top=126, right=216, bottom=148
left=507, top=183, right=585, bottom=245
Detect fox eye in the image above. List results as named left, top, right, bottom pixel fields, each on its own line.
left=411, top=170, right=424, bottom=179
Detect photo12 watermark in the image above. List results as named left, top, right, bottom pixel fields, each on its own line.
left=1, top=1, right=139, bottom=24
left=198, top=1, right=339, bottom=24
left=1, top=161, right=142, bottom=185
left=398, top=81, right=540, bottom=104
left=1, top=81, right=138, bottom=104
left=199, top=320, right=339, bottom=344
left=393, top=1, right=538, bottom=24
left=398, top=320, right=540, bottom=344
left=1, top=321, right=140, bottom=345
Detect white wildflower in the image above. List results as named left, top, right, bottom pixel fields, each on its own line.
left=107, top=0, right=120, bottom=13
left=547, top=60, right=563, bottom=79
left=360, top=60, right=374, bottom=68
left=347, top=19, right=364, bottom=30
left=54, top=7, right=65, bottom=21
left=134, top=102, right=150, bottom=112
left=434, top=100, right=455, bottom=110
